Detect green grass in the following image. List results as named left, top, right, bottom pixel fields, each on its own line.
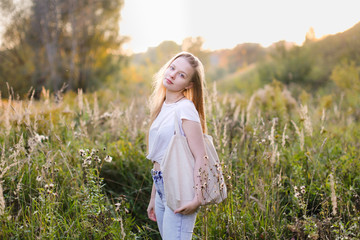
left=0, top=85, right=359, bottom=239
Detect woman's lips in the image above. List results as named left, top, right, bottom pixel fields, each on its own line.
left=166, top=78, right=173, bottom=84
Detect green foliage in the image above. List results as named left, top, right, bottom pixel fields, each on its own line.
left=246, top=80, right=298, bottom=123
left=306, top=22, right=360, bottom=78
left=0, top=0, right=127, bottom=97
left=0, top=86, right=359, bottom=239
left=226, top=43, right=266, bottom=73
left=0, top=91, right=137, bottom=239
left=202, top=87, right=360, bottom=239
left=242, top=22, right=360, bottom=95
left=215, top=64, right=262, bottom=95
left=330, top=60, right=360, bottom=120
left=331, top=60, right=360, bottom=90
left=127, top=22, right=360, bottom=100
left=258, top=42, right=315, bottom=88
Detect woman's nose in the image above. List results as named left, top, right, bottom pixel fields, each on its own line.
left=169, top=71, right=176, bottom=78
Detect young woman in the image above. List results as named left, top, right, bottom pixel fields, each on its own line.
left=146, top=52, right=207, bottom=239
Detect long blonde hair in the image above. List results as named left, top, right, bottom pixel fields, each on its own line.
left=149, top=52, right=207, bottom=133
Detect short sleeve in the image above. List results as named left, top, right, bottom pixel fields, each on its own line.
left=177, top=100, right=200, bottom=123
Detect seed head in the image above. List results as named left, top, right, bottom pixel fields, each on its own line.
left=104, top=155, right=112, bottom=163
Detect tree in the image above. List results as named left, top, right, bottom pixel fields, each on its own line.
left=330, top=60, right=360, bottom=118
left=0, top=0, right=34, bottom=98
left=131, top=40, right=181, bottom=87
left=31, top=0, right=62, bottom=91
left=182, top=36, right=209, bottom=67
left=305, top=27, right=316, bottom=43
left=227, top=43, right=266, bottom=73
left=330, top=60, right=360, bottom=92
left=0, top=0, right=127, bottom=97
left=258, top=41, right=315, bottom=88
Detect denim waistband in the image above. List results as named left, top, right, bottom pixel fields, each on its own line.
left=151, top=169, right=162, bottom=182
left=151, top=169, right=162, bottom=176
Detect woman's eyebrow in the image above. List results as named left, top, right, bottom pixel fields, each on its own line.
left=171, top=64, right=188, bottom=77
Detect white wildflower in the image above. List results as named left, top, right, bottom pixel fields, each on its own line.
left=104, top=155, right=112, bottom=163
left=115, top=202, right=121, bottom=211
left=91, top=149, right=96, bottom=156
left=79, top=149, right=85, bottom=156
left=95, top=156, right=101, bottom=163
left=300, top=186, right=306, bottom=194
left=101, top=112, right=112, bottom=119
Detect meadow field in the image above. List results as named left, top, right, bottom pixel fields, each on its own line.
left=0, top=82, right=359, bottom=239
left=1, top=0, right=359, bottom=238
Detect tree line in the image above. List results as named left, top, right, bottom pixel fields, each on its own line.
left=1, top=0, right=359, bottom=101
left=130, top=22, right=360, bottom=99
left=0, top=0, right=126, bottom=99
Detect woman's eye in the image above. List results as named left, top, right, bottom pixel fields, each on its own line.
left=180, top=73, right=185, bottom=78
left=170, top=66, right=175, bottom=70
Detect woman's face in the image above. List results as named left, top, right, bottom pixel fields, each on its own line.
left=163, top=57, right=195, bottom=92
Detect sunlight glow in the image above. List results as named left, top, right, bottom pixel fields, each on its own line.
left=120, top=0, right=360, bottom=53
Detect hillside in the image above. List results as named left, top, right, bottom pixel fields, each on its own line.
left=127, top=22, right=360, bottom=97
left=305, top=21, right=360, bottom=76
left=217, top=21, right=360, bottom=93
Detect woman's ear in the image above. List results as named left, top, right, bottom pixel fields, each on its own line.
left=185, top=81, right=194, bottom=90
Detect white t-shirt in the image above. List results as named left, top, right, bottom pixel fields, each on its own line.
left=147, top=99, right=200, bottom=164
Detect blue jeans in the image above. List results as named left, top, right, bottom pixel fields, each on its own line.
left=151, top=169, right=197, bottom=240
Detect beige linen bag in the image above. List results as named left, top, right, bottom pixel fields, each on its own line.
left=160, top=112, right=227, bottom=211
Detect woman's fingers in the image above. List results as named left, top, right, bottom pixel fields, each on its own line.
left=175, top=197, right=201, bottom=215
left=174, top=207, right=184, bottom=214
left=147, top=201, right=157, bottom=222
left=175, top=208, right=192, bottom=215
left=174, top=203, right=196, bottom=215
left=148, top=209, right=157, bottom=221
left=149, top=214, right=157, bottom=221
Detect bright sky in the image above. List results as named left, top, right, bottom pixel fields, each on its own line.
left=120, top=0, right=360, bottom=53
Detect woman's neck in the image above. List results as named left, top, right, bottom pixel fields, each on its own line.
left=165, top=91, right=185, bottom=104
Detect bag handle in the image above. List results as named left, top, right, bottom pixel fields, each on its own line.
left=173, top=111, right=181, bottom=136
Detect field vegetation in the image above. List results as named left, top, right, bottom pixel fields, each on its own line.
left=0, top=79, right=359, bottom=239
left=1, top=1, right=360, bottom=238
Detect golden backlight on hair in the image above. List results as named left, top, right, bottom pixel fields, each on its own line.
left=149, top=52, right=207, bottom=133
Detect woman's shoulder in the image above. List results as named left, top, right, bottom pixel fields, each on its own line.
left=176, top=99, right=200, bottom=120
left=177, top=98, right=195, bottom=107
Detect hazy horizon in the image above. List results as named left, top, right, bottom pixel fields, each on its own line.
left=120, top=0, right=360, bottom=54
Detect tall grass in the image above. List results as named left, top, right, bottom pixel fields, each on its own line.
left=0, top=82, right=359, bottom=239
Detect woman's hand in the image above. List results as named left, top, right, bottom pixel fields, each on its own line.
left=174, top=196, right=201, bottom=215
left=147, top=197, right=157, bottom=222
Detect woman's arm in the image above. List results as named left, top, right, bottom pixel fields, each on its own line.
left=147, top=182, right=157, bottom=221
left=174, top=119, right=206, bottom=215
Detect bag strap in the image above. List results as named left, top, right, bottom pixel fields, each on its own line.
left=173, top=110, right=181, bottom=135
